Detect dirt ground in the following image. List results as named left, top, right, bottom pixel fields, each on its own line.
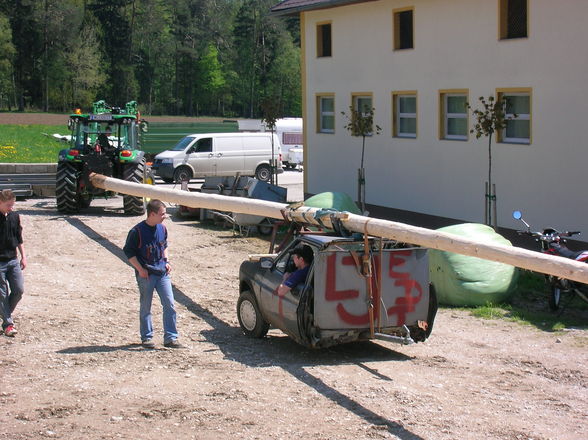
left=0, top=196, right=587, bottom=440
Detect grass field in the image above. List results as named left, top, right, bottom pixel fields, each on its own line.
left=0, top=120, right=240, bottom=162
left=0, top=124, right=69, bottom=163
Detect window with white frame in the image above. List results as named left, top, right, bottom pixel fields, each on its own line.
left=441, top=92, right=468, bottom=140
left=499, top=91, right=530, bottom=144
left=352, top=94, right=373, bottom=135
left=353, top=95, right=372, bottom=115
left=393, top=93, right=416, bottom=138
left=317, top=95, right=335, bottom=133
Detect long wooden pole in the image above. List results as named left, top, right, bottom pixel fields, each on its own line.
left=89, top=173, right=588, bottom=285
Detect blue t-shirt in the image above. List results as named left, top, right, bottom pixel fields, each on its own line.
left=284, top=265, right=310, bottom=289
left=123, top=221, right=168, bottom=274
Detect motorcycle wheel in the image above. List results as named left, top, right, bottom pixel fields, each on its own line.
left=549, top=285, right=562, bottom=311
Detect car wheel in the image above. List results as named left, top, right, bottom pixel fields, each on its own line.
left=237, top=290, right=269, bottom=338
left=255, top=164, right=271, bottom=182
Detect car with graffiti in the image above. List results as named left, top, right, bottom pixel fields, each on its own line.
left=237, top=234, right=437, bottom=348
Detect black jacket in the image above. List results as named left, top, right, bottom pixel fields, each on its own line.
left=0, top=212, right=23, bottom=261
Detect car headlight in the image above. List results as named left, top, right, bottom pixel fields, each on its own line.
left=158, top=158, right=173, bottom=164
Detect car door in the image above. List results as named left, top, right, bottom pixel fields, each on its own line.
left=185, top=137, right=215, bottom=176
left=258, top=246, right=301, bottom=333
left=212, top=136, right=244, bottom=176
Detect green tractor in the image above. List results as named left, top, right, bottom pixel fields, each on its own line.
left=56, top=100, right=152, bottom=215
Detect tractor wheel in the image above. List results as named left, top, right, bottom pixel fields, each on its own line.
left=123, top=159, right=147, bottom=216
left=56, top=162, right=80, bottom=213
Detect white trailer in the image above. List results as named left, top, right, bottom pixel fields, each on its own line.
left=238, top=118, right=303, bottom=169
left=270, top=118, right=303, bottom=170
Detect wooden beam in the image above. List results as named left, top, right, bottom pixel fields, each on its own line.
left=89, top=173, right=588, bottom=285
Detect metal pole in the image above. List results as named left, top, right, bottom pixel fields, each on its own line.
left=492, top=183, right=497, bottom=231
left=484, top=181, right=489, bottom=225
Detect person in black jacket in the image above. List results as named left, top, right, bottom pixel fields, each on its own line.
left=0, top=189, right=26, bottom=337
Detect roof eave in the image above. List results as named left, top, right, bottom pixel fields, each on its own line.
left=270, top=0, right=378, bottom=16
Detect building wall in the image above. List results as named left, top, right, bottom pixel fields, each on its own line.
left=302, top=0, right=588, bottom=233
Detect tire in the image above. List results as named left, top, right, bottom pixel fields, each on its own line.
left=258, top=224, right=273, bottom=236
left=425, top=283, right=438, bottom=339
left=56, top=162, right=81, bottom=213
left=123, top=159, right=146, bottom=216
left=237, top=290, right=269, bottom=338
left=549, top=284, right=562, bottom=311
left=173, top=166, right=192, bottom=183
left=255, top=164, right=271, bottom=182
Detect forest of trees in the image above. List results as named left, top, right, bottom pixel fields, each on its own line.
left=0, top=0, right=301, bottom=118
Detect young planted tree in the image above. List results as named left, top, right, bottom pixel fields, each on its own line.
left=342, top=105, right=381, bottom=213
left=261, top=96, right=281, bottom=185
left=467, top=95, right=515, bottom=228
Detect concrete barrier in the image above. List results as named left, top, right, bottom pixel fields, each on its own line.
left=0, top=163, right=57, bottom=196
left=0, top=163, right=57, bottom=174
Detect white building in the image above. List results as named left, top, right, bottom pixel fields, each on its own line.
left=271, top=0, right=588, bottom=236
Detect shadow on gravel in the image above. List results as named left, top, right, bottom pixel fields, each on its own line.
left=59, top=216, right=424, bottom=440
left=19, top=199, right=132, bottom=217
left=58, top=344, right=145, bottom=354
left=63, top=217, right=128, bottom=263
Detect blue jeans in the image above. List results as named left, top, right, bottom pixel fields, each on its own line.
left=0, top=259, right=24, bottom=329
left=136, top=273, right=178, bottom=343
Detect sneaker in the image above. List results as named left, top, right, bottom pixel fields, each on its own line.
left=141, top=339, right=155, bottom=349
left=4, top=325, right=17, bottom=337
left=163, top=339, right=182, bottom=348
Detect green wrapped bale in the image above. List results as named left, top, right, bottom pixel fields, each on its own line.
left=429, top=223, right=519, bottom=306
left=304, top=192, right=361, bottom=215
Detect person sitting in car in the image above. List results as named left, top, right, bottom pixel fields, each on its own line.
left=277, top=244, right=313, bottom=296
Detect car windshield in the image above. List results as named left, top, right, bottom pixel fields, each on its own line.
left=171, top=136, right=196, bottom=151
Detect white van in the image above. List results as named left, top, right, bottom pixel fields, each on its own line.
left=152, top=132, right=282, bottom=183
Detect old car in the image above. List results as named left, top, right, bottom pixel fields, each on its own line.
left=237, top=234, right=437, bottom=348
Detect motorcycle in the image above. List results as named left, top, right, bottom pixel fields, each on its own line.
left=512, top=210, right=588, bottom=311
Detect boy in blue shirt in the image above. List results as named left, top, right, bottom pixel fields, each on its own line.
left=124, top=199, right=180, bottom=348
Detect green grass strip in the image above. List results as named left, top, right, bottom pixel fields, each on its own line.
left=0, top=124, right=69, bottom=163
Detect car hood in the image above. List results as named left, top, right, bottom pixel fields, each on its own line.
left=154, top=150, right=183, bottom=160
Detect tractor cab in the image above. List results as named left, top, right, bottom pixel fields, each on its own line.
left=66, top=100, right=143, bottom=159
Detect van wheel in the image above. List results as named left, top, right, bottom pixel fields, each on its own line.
left=173, top=166, right=192, bottom=183
left=255, top=164, right=271, bottom=182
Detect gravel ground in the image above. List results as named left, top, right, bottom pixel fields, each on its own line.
left=0, top=196, right=586, bottom=440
